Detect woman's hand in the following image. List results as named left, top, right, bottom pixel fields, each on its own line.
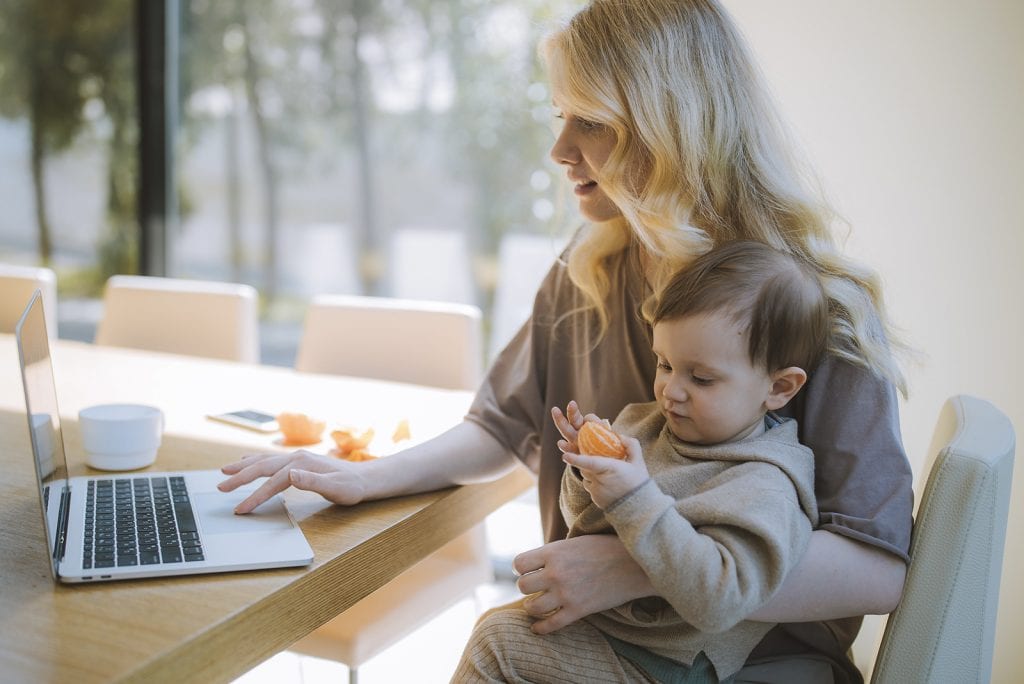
left=219, top=450, right=367, bottom=514
left=562, top=436, right=648, bottom=509
left=512, top=534, right=655, bottom=634
left=218, top=421, right=517, bottom=514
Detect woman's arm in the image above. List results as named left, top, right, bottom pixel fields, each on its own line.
left=747, top=529, right=906, bottom=621
left=513, top=528, right=905, bottom=634
left=219, top=420, right=518, bottom=513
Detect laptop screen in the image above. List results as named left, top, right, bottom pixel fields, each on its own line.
left=15, top=290, right=70, bottom=580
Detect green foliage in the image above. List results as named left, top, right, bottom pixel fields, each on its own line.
left=1, top=0, right=582, bottom=296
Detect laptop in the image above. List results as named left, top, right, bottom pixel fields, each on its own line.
left=15, top=290, right=314, bottom=583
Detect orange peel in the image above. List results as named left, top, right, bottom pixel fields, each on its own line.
left=330, top=427, right=375, bottom=454
left=392, top=418, right=411, bottom=443
left=277, top=412, right=326, bottom=446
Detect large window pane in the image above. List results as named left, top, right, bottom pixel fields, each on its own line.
left=0, top=1, right=136, bottom=314
left=176, top=0, right=580, bottom=362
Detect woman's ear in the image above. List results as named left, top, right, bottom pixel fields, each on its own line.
left=764, top=367, right=808, bottom=411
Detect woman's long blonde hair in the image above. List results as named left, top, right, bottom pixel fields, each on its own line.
left=542, top=0, right=908, bottom=395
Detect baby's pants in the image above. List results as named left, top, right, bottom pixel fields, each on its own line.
left=451, top=602, right=656, bottom=683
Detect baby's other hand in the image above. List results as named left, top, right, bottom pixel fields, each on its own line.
left=562, top=436, right=648, bottom=509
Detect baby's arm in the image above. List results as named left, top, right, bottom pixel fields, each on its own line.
left=604, top=465, right=812, bottom=633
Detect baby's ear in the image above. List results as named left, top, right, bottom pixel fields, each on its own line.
left=765, top=367, right=807, bottom=411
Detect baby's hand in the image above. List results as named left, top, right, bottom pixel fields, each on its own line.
left=551, top=401, right=588, bottom=455
left=562, top=436, right=648, bottom=509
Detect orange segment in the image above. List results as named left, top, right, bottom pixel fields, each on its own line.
left=577, top=421, right=627, bottom=459
left=392, top=418, right=411, bottom=443
left=330, top=427, right=375, bottom=454
left=277, top=412, right=326, bottom=446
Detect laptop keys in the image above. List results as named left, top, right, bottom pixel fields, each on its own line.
left=83, top=476, right=205, bottom=569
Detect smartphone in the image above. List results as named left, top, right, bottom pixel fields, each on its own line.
left=207, top=409, right=279, bottom=433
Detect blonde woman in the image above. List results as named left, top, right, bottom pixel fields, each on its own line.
left=221, top=1, right=912, bottom=680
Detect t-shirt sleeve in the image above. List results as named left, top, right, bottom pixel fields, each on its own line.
left=779, top=354, right=914, bottom=561
left=465, top=259, right=565, bottom=474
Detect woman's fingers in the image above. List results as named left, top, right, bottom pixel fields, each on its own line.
left=218, top=453, right=293, bottom=490
left=522, top=590, right=561, bottom=619
left=231, top=466, right=295, bottom=514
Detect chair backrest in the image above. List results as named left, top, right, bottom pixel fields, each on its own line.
left=388, top=228, right=476, bottom=306
left=295, top=294, right=482, bottom=391
left=0, top=263, right=58, bottom=339
left=488, top=232, right=566, bottom=361
left=871, top=395, right=1015, bottom=684
left=95, top=275, right=260, bottom=363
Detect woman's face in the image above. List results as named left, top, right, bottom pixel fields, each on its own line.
left=549, top=99, right=622, bottom=223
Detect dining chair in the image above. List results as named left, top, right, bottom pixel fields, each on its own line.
left=867, top=394, right=1015, bottom=683
left=94, top=275, right=260, bottom=363
left=290, top=294, right=492, bottom=683
left=388, top=228, right=476, bottom=306
left=0, top=263, right=58, bottom=339
left=295, top=293, right=482, bottom=390
left=488, top=232, right=566, bottom=361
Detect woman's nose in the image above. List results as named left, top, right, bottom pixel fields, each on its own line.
left=549, top=126, right=580, bottom=166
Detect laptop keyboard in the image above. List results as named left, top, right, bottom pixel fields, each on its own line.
left=83, top=476, right=205, bottom=569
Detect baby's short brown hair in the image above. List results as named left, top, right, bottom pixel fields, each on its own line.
left=653, top=240, right=829, bottom=373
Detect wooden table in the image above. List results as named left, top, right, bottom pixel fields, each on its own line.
left=0, top=337, right=534, bottom=683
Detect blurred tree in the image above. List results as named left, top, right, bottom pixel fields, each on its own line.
left=177, top=0, right=576, bottom=300
left=0, top=0, right=134, bottom=279
left=0, top=1, right=97, bottom=265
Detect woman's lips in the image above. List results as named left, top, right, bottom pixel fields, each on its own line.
left=574, top=180, right=598, bottom=196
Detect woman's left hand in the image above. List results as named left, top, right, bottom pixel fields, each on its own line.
left=512, top=534, right=655, bottom=634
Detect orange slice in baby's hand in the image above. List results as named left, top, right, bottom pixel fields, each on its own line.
left=577, top=421, right=627, bottom=459
left=277, top=412, right=326, bottom=446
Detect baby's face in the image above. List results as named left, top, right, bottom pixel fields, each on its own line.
left=652, top=312, right=775, bottom=445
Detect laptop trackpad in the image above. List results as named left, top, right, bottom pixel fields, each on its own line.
left=193, top=492, right=295, bottom=534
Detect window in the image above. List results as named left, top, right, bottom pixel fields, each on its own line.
left=0, top=0, right=580, bottom=364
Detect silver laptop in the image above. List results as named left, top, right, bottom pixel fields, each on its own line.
left=15, top=290, right=314, bottom=583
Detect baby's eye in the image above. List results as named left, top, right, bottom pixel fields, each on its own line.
left=691, top=375, right=714, bottom=386
left=657, top=361, right=672, bottom=372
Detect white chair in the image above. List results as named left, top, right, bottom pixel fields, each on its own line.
left=0, top=263, right=58, bottom=339
left=867, top=395, right=1015, bottom=683
left=388, top=228, right=476, bottom=306
left=488, top=232, right=567, bottom=361
left=94, top=275, right=260, bottom=363
left=295, top=294, right=482, bottom=390
left=290, top=294, right=492, bottom=683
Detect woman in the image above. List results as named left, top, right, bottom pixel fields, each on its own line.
left=220, top=1, right=913, bottom=680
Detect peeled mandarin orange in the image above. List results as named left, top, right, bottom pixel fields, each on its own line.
left=277, top=412, right=326, bottom=446
left=577, top=421, right=627, bottom=459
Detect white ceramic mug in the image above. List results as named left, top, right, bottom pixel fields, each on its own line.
left=79, top=404, right=164, bottom=471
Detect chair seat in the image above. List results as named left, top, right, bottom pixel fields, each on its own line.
left=291, top=536, right=493, bottom=666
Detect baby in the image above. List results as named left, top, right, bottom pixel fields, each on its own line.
left=453, top=240, right=829, bottom=683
